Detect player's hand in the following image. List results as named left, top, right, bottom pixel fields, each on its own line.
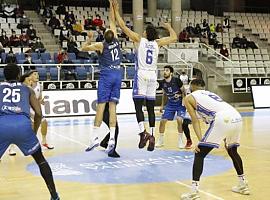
left=87, top=31, right=94, bottom=40
left=160, top=106, right=164, bottom=113
left=174, top=94, right=181, bottom=99
left=161, top=22, right=172, bottom=29
left=194, top=144, right=200, bottom=153
left=40, top=97, right=45, bottom=105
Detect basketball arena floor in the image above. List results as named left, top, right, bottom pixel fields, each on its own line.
left=0, top=108, right=269, bottom=200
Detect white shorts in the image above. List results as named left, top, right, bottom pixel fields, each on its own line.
left=133, top=69, right=157, bottom=100
left=199, top=110, right=242, bottom=148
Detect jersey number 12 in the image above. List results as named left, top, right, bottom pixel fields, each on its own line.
left=3, top=88, right=21, bottom=103
left=111, top=49, right=120, bottom=61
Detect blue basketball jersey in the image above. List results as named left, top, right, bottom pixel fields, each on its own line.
left=0, top=82, right=31, bottom=118
left=161, top=77, right=183, bottom=103
left=99, top=38, right=122, bottom=70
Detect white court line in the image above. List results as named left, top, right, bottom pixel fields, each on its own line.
left=175, top=181, right=224, bottom=200
left=51, top=132, right=89, bottom=148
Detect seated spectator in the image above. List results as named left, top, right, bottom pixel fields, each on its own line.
left=67, top=36, right=79, bottom=55
left=6, top=51, right=16, bottom=64
left=232, top=34, right=241, bottom=48
left=48, top=16, right=61, bottom=31
left=27, top=24, right=37, bottom=40
left=84, top=15, right=94, bottom=30
left=179, top=71, right=189, bottom=85
left=240, top=35, right=248, bottom=49
left=32, top=37, right=46, bottom=53
left=179, top=29, right=189, bottom=43
left=43, top=6, right=53, bottom=18
left=65, top=11, right=75, bottom=24
left=93, top=15, right=103, bottom=28
left=23, top=54, right=36, bottom=71
left=3, top=4, right=16, bottom=18
left=19, top=31, right=30, bottom=47
left=200, top=32, right=208, bottom=45
left=215, top=23, right=223, bottom=32
left=0, top=42, right=4, bottom=54
left=15, top=5, right=24, bottom=18
left=96, top=27, right=104, bottom=42
left=194, top=24, right=202, bottom=37
left=0, top=31, right=9, bottom=47
left=9, top=31, right=20, bottom=47
left=209, top=24, right=215, bottom=33
left=60, top=27, right=70, bottom=44
left=65, top=21, right=74, bottom=32
left=17, top=14, right=30, bottom=29
left=56, top=4, right=66, bottom=15
left=186, top=23, right=195, bottom=36
left=208, top=32, right=220, bottom=48
left=202, top=19, right=210, bottom=33
left=220, top=44, right=229, bottom=59
left=223, top=16, right=231, bottom=29
left=57, top=49, right=76, bottom=80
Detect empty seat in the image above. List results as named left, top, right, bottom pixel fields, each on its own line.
left=247, top=54, right=255, bottom=61
left=241, top=68, right=249, bottom=74
left=257, top=68, right=266, bottom=74
left=15, top=53, right=25, bottom=63
left=41, top=53, right=51, bottom=62
left=249, top=68, right=257, bottom=74
left=36, top=68, right=47, bottom=81
left=49, top=68, right=59, bottom=81
left=255, top=54, right=262, bottom=61
left=76, top=66, right=87, bottom=80
left=224, top=68, right=232, bottom=74
left=263, top=54, right=269, bottom=61
left=233, top=67, right=241, bottom=75
left=216, top=61, right=224, bottom=68
left=68, top=53, right=76, bottom=60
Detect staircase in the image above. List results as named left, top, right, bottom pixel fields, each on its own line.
left=24, top=11, right=59, bottom=54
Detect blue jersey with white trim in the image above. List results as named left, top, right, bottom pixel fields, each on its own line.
left=161, top=77, right=183, bottom=103
left=0, top=82, right=30, bottom=118
left=191, top=90, right=239, bottom=123
left=99, top=38, right=122, bottom=70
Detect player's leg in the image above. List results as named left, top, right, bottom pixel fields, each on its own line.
left=156, top=119, right=167, bottom=147
left=145, top=99, right=155, bottom=151
left=31, top=148, right=60, bottom=200
left=182, top=118, right=192, bottom=149
left=176, top=116, right=185, bottom=149
left=100, top=103, right=110, bottom=148
left=8, top=144, right=16, bottom=156
left=41, top=118, right=54, bottom=150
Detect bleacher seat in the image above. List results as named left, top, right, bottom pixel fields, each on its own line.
left=76, top=66, right=87, bottom=80
left=68, top=53, right=76, bottom=60
left=31, top=53, right=39, bottom=60
left=49, top=68, right=58, bottom=81
left=0, top=68, right=4, bottom=81
left=1, top=53, right=7, bottom=63
left=36, top=68, right=47, bottom=81
left=15, top=53, right=25, bottom=63
left=249, top=68, right=258, bottom=75
left=127, top=66, right=136, bottom=79
left=41, top=53, right=51, bottom=62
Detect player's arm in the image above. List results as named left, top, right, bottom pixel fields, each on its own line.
left=81, top=39, right=104, bottom=52
left=160, top=89, right=167, bottom=113
left=112, top=0, right=140, bottom=43
left=29, top=88, right=42, bottom=134
left=184, top=95, right=202, bottom=141
left=156, top=23, right=177, bottom=47
left=109, top=0, right=118, bottom=38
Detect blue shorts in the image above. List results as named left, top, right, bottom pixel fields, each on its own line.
left=162, top=101, right=186, bottom=121
left=0, top=115, right=40, bottom=158
left=98, top=69, right=122, bottom=103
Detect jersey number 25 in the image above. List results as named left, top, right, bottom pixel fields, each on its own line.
left=3, top=88, right=21, bottom=103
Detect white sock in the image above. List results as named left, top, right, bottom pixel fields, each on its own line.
left=238, top=174, right=246, bottom=184
left=150, top=127, right=155, bottom=135
left=93, top=126, right=100, bottom=141
left=191, top=181, right=199, bottom=192
left=138, top=122, right=145, bottom=133
left=159, top=133, right=164, bottom=138
left=109, top=127, right=116, bottom=140
left=178, top=132, right=183, bottom=139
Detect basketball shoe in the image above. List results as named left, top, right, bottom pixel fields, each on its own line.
left=138, top=130, right=150, bottom=149
left=180, top=191, right=200, bottom=200
left=185, top=139, right=192, bottom=149
left=178, top=134, right=185, bottom=149
left=42, top=143, right=54, bottom=150
left=105, top=138, right=115, bottom=154
left=85, top=137, right=99, bottom=152
left=147, top=135, right=155, bottom=151
left=155, top=135, right=164, bottom=148
left=232, top=182, right=250, bottom=195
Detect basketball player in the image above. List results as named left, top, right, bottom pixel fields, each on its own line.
left=28, top=70, right=54, bottom=150
left=0, top=64, right=60, bottom=200
left=181, top=79, right=249, bottom=199
left=112, top=0, right=177, bottom=151
left=83, top=0, right=122, bottom=154
left=155, top=66, right=192, bottom=149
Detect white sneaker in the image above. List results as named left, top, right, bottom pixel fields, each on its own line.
left=178, top=135, right=185, bottom=149
left=181, top=191, right=200, bottom=200
left=155, top=136, right=164, bottom=148
left=232, top=182, right=250, bottom=195
left=85, top=137, right=99, bottom=152
left=105, top=138, right=115, bottom=154
left=9, top=146, right=16, bottom=156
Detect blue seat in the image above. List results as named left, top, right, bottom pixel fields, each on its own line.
left=17, top=59, right=26, bottom=64
left=0, top=68, right=5, bottom=81
left=1, top=53, right=7, bottom=63
left=72, top=59, right=82, bottom=68
left=45, top=60, right=56, bottom=72
left=127, top=66, right=136, bottom=79
left=41, top=53, right=51, bottom=62
left=15, top=53, right=25, bottom=63
left=120, top=67, right=125, bottom=79
left=76, top=66, right=87, bottom=80
left=49, top=67, right=58, bottom=81
left=68, top=53, right=76, bottom=60
left=31, top=53, right=39, bottom=60
left=36, top=68, right=47, bottom=81
left=126, top=53, right=135, bottom=63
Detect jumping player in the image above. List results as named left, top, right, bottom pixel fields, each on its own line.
left=155, top=66, right=192, bottom=149
left=181, top=79, right=250, bottom=199
left=0, top=64, right=60, bottom=200
left=112, top=0, right=177, bottom=151
left=83, top=0, right=122, bottom=154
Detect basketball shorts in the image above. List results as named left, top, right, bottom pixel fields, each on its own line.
left=30, top=105, right=46, bottom=122
left=0, top=115, right=40, bottom=158
left=162, top=101, right=186, bottom=120
left=98, top=69, right=122, bottom=104
left=199, top=110, right=242, bottom=148
left=133, top=69, right=157, bottom=100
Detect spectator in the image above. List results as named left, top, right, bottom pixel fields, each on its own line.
left=179, top=71, right=189, bottom=85
left=19, top=31, right=30, bottom=47
left=202, top=19, right=210, bottom=33
left=9, top=31, right=20, bottom=47
left=223, top=16, right=231, bottom=29
left=0, top=42, right=4, bottom=54
left=72, top=21, right=84, bottom=36
left=27, top=24, right=37, bottom=40
left=194, top=24, right=202, bottom=37
left=65, top=11, right=75, bottom=24
left=23, top=54, right=36, bottom=71
left=96, top=27, right=104, bottom=42
left=56, top=4, right=66, bottom=15
left=215, top=23, right=223, bottom=32
left=186, top=23, right=195, bottom=36
left=67, top=36, right=79, bottom=55
left=48, top=16, right=61, bottom=31
left=17, top=14, right=30, bottom=29
left=92, top=14, right=103, bottom=27
left=240, top=35, right=248, bottom=49
left=200, top=32, right=208, bottom=45
left=43, top=6, right=53, bottom=18
left=6, top=51, right=16, bottom=64
left=208, top=32, right=219, bottom=48
left=32, top=37, right=46, bottom=53
left=220, top=44, right=229, bottom=59
left=209, top=24, right=215, bottom=33
left=0, top=31, right=9, bottom=47
left=232, top=34, right=241, bottom=48
left=57, top=48, right=76, bottom=80
left=179, top=29, right=189, bottom=43
left=65, top=21, right=74, bottom=32
left=3, top=4, right=16, bottom=18
left=84, top=15, right=94, bottom=30
left=15, top=5, right=24, bottom=18
left=59, top=27, right=70, bottom=44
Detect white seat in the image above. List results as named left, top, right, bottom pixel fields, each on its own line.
left=240, top=61, right=248, bottom=68
left=54, top=29, right=61, bottom=36
left=263, top=54, right=270, bottom=61
left=258, top=68, right=266, bottom=74
left=12, top=48, right=21, bottom=54
left=246, top=49, right=253, bottom=54
left=261, top=49, right=268, bottom=54
left=240, top=54, right=247, bottom=61
left=231, top=49, right=238, bottom=55
left=233, top=68, right=241, bottom=75
left=255, top=54, right=262, bottom=61
left=248, top=61, right=256, bottom=68
left=224, top=61, right=233, bottom=68
left=232, top=54, right=239, bottom=61
left=264, top=61, right=270, bottom=67
left=238, top=49, right=246, bottom=55
left=241, top=68, right=249, bottom=74
left=247, top=54, right=255, bottom=61
left=249, top=68, right=258, bottom=74
left=216, top=61, right=224, bottom=68
left=254, top=49, right=261, bottom=54
left=224, top=68, right=232, bottom=74
left=256, top=61, right=264, bottom=67
left=76, top=35, right=85, bottom=42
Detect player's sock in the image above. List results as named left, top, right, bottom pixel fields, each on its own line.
left=138, top=122, right=145, bottom=134
left=156, top=133, right=164, bottom=147
left=191, top=180, right=199, bottom=192
left=178, top=132, right=185, bottom=149
left=238, top=174, right=246, bottom=184
left=41, top=135, right=47, bottom=144
left=109, top=127, right=116, bottom=140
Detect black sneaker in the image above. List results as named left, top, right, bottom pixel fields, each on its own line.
left=108, top=151, right=120, bottom=158
left=138, top=131, right=150, bottom=149
left=147, top=136, right=155, bottom=151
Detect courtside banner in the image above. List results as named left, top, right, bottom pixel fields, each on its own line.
left=42, top=89, right=136, bottom=117
left=167, top=49, right=198, bottom=63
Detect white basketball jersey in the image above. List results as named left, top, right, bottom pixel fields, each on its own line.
left=137, top=38, right=159, bottom=71
left=191, top=90, right=239, bottom=123
left=32, top=82, right=42, bottom=99
left=180, top=74, right=189, bottom=85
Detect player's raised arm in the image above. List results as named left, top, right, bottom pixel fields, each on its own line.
left=29, top=88, right=42, bottom=133
left=81, top=31, right=104, bottom=52
left=156, top=22, right=177, bottom=47
left=112, top=0, right=140, bottom=43
left=184, top=95, right=202, bottom=141
left=109, top=0, right=117, bottom=38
